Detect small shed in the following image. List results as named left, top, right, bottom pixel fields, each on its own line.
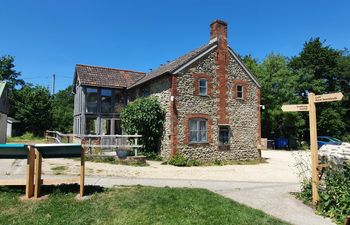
left=7, top=117, right=20, bottom=138
left=0, top=82, right=9, bottom=143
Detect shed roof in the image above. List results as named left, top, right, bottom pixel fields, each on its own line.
left=74, top=64, right=145, bottom=89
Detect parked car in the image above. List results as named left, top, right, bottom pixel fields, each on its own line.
left=317, top=136, right=342, bottom=149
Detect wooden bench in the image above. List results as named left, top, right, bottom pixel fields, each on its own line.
left=33, top=144, right=85, bottom=198
left=0, top=144, right=35, bottom=199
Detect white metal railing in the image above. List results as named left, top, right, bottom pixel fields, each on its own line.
left=45, top=131, right=142, bottom=156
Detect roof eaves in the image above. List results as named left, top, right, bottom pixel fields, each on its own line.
left=228, top=47, right=262, bottom=88
left=172, top=43, right=218, bottom=74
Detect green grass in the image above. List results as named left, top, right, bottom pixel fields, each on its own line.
left=0, top=186, right=290, bottom=225
left=7, top=132, right=48, bottom=144
left=51, top=166, right=68, bottom=175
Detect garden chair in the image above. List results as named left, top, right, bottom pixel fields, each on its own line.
left=0, top=144, right=35, bottom=198
left=32, top=143, right=84, bottom=198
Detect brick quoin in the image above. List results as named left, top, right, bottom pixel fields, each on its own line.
left=169, top=75, right=179, bottom=157
left=192, top=73, right=212, bottom=96
left=256, top=89, right=261, bottom=145
left=211, top=20, right=229, bottom=125
left=183, top=114, right=213, bottom=145
left=232, top=80, right=248, bottom=101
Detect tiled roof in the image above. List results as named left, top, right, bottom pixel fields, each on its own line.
left=128, top=42, right=217, bottom=89
left=75, top=64, right=145, bottom=88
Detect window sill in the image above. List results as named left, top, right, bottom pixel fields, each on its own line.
left=218, top=145, right=230, bottom=151
left=189, top=142, right=209, bottom=145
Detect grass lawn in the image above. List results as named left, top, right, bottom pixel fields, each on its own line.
left=0, top=185, right=289, bottom=225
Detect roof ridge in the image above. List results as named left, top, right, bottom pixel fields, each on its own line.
left=76, top=64, right=145, bottom=74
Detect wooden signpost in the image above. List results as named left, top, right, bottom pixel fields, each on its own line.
left=282, top=92, right=343, bottom=205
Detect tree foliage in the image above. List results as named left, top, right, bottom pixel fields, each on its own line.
left=120, top=97, right=165, bottom=153
left=243, top=38, right=350, bottom=144
left=51, top=85, right=74, bottom=133
left=11, top=85, right=52, bottom=136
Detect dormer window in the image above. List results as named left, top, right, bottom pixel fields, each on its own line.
left=199, top=79, right=208, bottom=96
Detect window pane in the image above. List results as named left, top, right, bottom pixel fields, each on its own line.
left=101, top=119, right=111, bottom=135
left=199, top=79, right=207, bottom=95
left=190, top=131, right=198, bottom=142
left=85, top=118, right=97, bottom=134
left=237, top=85, right=243, bottom=99
left=199, top=120, right=207, bottom=131
left=190, top=120, right=197, bottom=131
left=114, top=91, right=125, bottom=113
left=200, top=130, right=207, bottom=142
left=86, top=88, right=98, bottom=113
left=114, top=120, right=122, bottom=135
left=199, top=87, right=207, bottom=95
left=101, top=89, right=112, bottom=97
left=219, top=127, right=229, bottom=145
left=199, top=79, right=207, bottom=87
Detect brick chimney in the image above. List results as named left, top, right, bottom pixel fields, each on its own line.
left=210, top=20, right=228, bottom=43
left=211, top=19, right=229, bottom=125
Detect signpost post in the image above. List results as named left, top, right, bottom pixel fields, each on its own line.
left=281, top=92, right=343, bottom=205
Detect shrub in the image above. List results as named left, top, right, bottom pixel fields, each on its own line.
left=168, top=153, right=188, bottom=167
left=167, top=153, right=201, bottom=167
left=120, top=97, right=165, bottom=154
left=317, top=162, right=350, bottom=224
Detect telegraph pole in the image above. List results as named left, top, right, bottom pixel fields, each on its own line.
left=52, top=74, right=56, bottom=95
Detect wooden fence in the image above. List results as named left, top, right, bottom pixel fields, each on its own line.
left=45, top=131, right=142, bottom=156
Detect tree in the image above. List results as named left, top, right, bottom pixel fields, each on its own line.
left=243, top=54, right=305, bottom=144
left=51, top=85, right=74, bottom=133
left=120, top=97, right=165, bottom=153
left=0, top=55, right=25, bottom=89
left=289, top=38, right=349, bottom=139
left=12, top=85, right=52, bottom=136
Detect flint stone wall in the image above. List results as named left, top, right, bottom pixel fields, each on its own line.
left=175, top=50, right=260, bottom=162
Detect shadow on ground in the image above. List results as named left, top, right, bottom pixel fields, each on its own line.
left=0, top=184, right=105, bottom=196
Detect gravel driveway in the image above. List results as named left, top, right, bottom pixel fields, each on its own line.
left=0, top=150, right=335, bottom=225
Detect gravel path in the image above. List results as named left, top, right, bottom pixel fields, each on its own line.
left=0, top=150, right=335, bottom=225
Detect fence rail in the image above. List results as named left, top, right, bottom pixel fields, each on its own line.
left=45, top=131, right=142, bottom=156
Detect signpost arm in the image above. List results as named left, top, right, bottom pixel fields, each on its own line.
left=308, top=93, right=319, bottom=205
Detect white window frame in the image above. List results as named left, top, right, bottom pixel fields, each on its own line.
left=198, top=78, right=208, bottom=96
left=236, top=85, right=244, bottom=99
left=189, top=118, right=208, bottom=143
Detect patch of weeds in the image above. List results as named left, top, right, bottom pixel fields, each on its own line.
left=85, top=156, right=149, bottom=167
left=51, top=166, right=68, bottom=175
left=140, top=151, right=163, bottom=161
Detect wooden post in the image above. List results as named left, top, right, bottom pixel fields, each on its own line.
left=34, top=148, right=42, bottom=198
left=135, top=134, right=138, bottom=156
left=282, top=92, right=343, bottom=206
left=25, top=146, right=35, bottom=198
left=308, top=93, right=319, bottom=205
left=80, top=147, right=85, bottom=197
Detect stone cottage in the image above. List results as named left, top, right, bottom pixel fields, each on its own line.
left=0, top=82, right=9, bottom=143
left=73, top=20, right=261, bottom=161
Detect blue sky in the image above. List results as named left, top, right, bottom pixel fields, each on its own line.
left=1, top=0, right=349, bottom=92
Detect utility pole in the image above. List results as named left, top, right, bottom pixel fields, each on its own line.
left=52, top=74, right=56, bottom=95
